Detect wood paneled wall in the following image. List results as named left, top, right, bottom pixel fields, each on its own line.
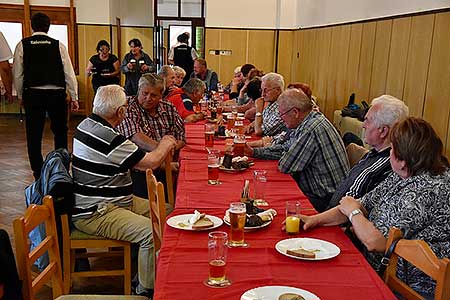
left=76, top=24, right=153, bottom=114
left=292, top=11, right=450, bottom=157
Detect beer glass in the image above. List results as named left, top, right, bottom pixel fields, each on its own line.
left=228, top=202, right=248, bottom=247
left=205, top=231, right=231, bottom=287
left=233, top=134, right=246, bottom=157
left=204, top=123, right=215, bottom=149
left=234, top=120, right=244, bottom=135
left=207, top=150, right=220, bottom=185
left=226, top=114, right=235, bottom=130
left=286, top=201, right=301, bottom=234
left=253, top=170, right=267, bottom=201
left=231, top=104, right=238, bottom=119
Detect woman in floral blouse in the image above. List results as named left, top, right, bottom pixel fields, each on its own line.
left=299, top=117, right=450, bottom=298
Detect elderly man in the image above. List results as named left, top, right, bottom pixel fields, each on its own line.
left=244, top=88, right=349, bottom=212
left=246, top=72, right=286, bottom=137
left=326, top=95, right=409, bottom=208
left=190, top=58, right=218, bottom=91
left=72, top=85, right=176, bottom=298
left=166, top=78, right=206, bottom=123
left=117, top=73, right=185, bottom=197
left=117, top=73, right=185, bottom=151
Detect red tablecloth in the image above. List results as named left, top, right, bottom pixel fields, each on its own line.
left=154, top=123, right=396, bottom=300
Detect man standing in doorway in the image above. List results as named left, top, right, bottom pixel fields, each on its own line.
left=168, top=32, right=198, bottom=86
left=13, top=12, right=79, bottom=179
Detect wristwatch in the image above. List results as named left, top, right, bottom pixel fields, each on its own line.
left=348, top=209, right=362, bottom=223
left=255, top=112, right=262, bottom=117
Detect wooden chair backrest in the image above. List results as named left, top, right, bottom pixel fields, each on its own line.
left=345, top=142, right=369, bottom=168
left=384, top=227, right=450, bottom=300
left=164, top=151, right=175, bottom=207
left=14, top=195, right=64, bottom=300
left=146, top=169, right=167, bottom=257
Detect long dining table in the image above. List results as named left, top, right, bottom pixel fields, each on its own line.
left=153, top=121, right=396, bottom=300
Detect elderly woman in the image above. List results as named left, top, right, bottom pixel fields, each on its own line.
left=173, top=65, right=186, bottom=87
left=86, top=40, right=120, bottom=94
left=300, top=117, right=450, bottom=298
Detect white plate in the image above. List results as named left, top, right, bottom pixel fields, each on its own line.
left=223, top=218, right=272, bottom=230
left=275, top=238, right=340, bottom=261
left=166, top=214, right=223, bottom=231
left=241, top=285, right=320, bottom=300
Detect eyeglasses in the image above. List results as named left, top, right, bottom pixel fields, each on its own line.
left=279, top=107, right=296, bottom=117
left=98, top=47, right=109, bottom=52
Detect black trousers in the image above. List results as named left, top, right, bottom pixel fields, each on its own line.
left=23, top=88, right=68, bottom=178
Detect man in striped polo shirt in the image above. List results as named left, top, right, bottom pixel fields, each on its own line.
left=71, top=85, right=176, bottom=298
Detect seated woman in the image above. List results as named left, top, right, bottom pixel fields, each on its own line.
left=173, top=65, right=186, bottom=87
left=299, top=117, right=450, bottom=299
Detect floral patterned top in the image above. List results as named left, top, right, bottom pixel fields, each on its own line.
left=360, top=170, right=450, bottom=295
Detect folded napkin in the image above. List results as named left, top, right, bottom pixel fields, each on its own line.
left=188, top=210, right=205, bottom=224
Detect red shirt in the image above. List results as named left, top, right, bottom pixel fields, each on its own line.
left=165, top=87, right=194, bottom=119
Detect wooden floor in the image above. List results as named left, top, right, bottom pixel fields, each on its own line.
left=0, top=114, right=125, bottom=299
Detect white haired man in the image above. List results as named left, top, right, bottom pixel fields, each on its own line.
left=246, top=72, right=287, bottom=137
left=326, top=95, right=409, bottom=209
left=72, top=85, right=176, bottom=298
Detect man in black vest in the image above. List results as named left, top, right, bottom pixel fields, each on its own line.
left=168, top=32, right=198, bottom=86
left=13, top=12, right=78, bottom=180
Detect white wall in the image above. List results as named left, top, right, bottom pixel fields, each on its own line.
left=118, top=0, right=153, bottom=27
left=298, top=0, right=450, bottom=28
left=76, top=0, right=111, bottom=24
left=206, top=0, right=297, bottom=29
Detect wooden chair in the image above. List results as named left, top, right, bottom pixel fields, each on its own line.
left=146, top=168, right=167, bottom=265
left=14, top=195, right=65, bottom=300
left=61, top=215, right=132, bottom=295
left=346, top=142, right=369, bottom=168
left=164, top=151, right=175, bottom=208
left=383, top=227, right=450, bottom=300
left=14, top=195, right=145, bottom=300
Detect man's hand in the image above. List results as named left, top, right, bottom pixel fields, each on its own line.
left=255, top=97, right=264, bottom=112
left=171, top=161, right=179, bottom=172
left=338, top=196, right=362, bottom=217
left=71, top=100, right=79, bottom=112
left=244, top=123, right=255, bottom=134
left=127, top=62, right=134, bottom=70
left=160, top=135, right=177, bottom=150
left=141, top=64, right=149, bottom=72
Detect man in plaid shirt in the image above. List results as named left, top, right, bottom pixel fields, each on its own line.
left=117, top=73, right=185, bottom=151
left=242, top=88, right=349, bottom=212
left=246, top=72, right=287, bottom=137
left=116, top=73, right=185, bottom=198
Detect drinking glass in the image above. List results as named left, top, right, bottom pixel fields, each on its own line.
left=204, top=123, right=215, bottom=149
left=286, top=201, right=301, bottom=234
left=204, top=231, right=231, bottom=287
left=226, top=114, right=235, bottom=130
left=207, top=150, right=221, bottom=185
left=233, top=134, right=246, bottom=157
left=228, top=202, right=248, bottom=247
left=231, top=105, right=238, bottom=119
left=253, top=170, right=268, bottom=203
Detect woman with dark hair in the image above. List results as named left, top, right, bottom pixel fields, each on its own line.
left=86, top=40, right=120, bottom=94
left=299, top=117, right=450, bottom=298
left=120, top=38, right=155, bottom=96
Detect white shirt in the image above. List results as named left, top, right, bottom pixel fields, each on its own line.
left=0, top=31, right=13, bottom=62
left=12, top=32, right=78, bottom=100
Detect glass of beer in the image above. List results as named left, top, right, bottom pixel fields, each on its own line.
left=204, top=123, right=215, bottom=149
left=226, top=114, right=235, bottom=130
left=231, top=104, right=238, bottom=119
left=253, top=170, right=268, bottom=203
left=207, top=150, right=221, bottom=185
left=286, top=201, right=301, bottom=234
left=228, top=202, right=248, bottom=247
left=216, top=102, right=223, bottom=118
left=233, top=134, right=246, bottom=157
left=234, top=120, right=244, bottom=134
left=204, top=231, right=231, bottom=287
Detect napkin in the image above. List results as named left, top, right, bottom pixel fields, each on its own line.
left=232, top=156, right=249, bottom=163
left=188, top=210, right=205, bottom=224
